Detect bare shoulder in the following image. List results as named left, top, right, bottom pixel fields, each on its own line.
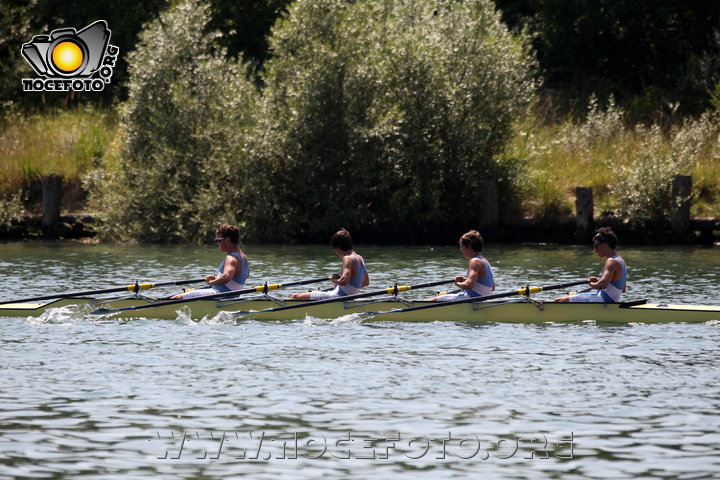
left=346, top=252, right=365, bottom=264
left=605, top=256, right=622, bottom=269
left=469, top=256, right=484, bottom=267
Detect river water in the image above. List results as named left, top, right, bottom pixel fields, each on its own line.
left=1, top=241, right=719, bottom=479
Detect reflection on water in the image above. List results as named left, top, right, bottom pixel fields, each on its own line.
left=1, top=241, right=719, bottom=479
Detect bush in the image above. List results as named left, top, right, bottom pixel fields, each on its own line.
left=610, top=113, right=716, bottom=225
left=91, top=0, right=256, bottom=243
left=0, top=192, right=24, bottom=232
left=503, top=96, right=720, bottom=222
left=243, top=0, right=537, bottom=242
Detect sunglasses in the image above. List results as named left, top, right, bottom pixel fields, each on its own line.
left=215, top=237, right=225, bottom=245
left=593, top=242, right=602, bottom=249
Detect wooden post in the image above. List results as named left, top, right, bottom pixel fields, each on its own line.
left=671, top=174, right=691, bottom=237
left=479, top=180, right=499, bottom=228
left=575, top=186, right=593, bottom=238
left=41, top=174, right=63, bottom=236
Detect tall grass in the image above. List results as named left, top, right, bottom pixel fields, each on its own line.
left=505, top=99, right=720, bottom=220
left=0, top=107, right=116, bottom=228
left=0, top=107, right=116, bottom=192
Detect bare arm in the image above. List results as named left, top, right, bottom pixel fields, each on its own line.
left=589, top=258, right=619, bottom=290
left=455, top=258, right=484, bottom=290
left=206, top=255, right=239, bottom=287
left=332, top=255, right=355, bottom=286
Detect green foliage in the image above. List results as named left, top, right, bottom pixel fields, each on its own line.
left=0, top=107, right=113, bottom=185
left=0, top=192, right=24, bottom=232
left=506, top=98, right=720, bottom=222
left=0, top=0, right=288, bottom=114
left=208, top=0, right=292, bottom=66
left=244, top=0, right=536, bottom=241
left=610, top=125, right=689, bottom=226
left=91, top=0, right=255, bottom=243
left=610, top=113, right=718, bottom=225
left=0, top=0, right=36, bottom=116
left=495, top=0, right=720, bottom=118
left=710, top=81, right=720, bottom=116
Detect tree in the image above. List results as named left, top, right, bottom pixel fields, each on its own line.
left=494, top=0, right=720, bottom=118
left=91, top=0, right=255, bottom=243
left=243, top=0, right=537, bottom=242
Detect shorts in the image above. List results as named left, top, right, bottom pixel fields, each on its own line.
left=434, top=291, right=479, bottom=302
left=568, top=291, right=614, bottom=303
left=308, top=286, right=343, bottom=300
left=180, top=287, right=243, bottom=299
left=180, top=288, right=216, bottom=299
left=307, top=286, right=361, bottom=300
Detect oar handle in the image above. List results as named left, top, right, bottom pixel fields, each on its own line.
left=90, top=276, right=331, bottom=315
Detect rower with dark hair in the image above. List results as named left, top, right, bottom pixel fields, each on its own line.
left=428, top=229, right=495, bottom=302
left=290, top=228, right=369, bottom=300
left=554, top=226, right=628, bottom=303
left=171, top=224, right=249, bottom=299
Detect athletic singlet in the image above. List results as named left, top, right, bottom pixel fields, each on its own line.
left=435, top=255, right=494, bottom=302
left=337, top=253, right=367, bottom=297
left=570, top=255, right=627, bottom=303
left=598, top=255, right=627, bottom=302
left=213, top=252, right=249, bottom=293
left=464, top=255, right=494, bottom=298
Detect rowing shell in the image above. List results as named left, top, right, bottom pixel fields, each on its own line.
left=2, top=296, right=719, bottom=324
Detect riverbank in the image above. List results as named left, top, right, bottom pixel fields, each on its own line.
left=2, top=107, right=718, bottom=243
left=0, top=214, right=97, bottom=241
left=1, top=213, right=717, bottom=245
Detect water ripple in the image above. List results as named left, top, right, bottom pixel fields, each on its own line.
left=1, top=243, right=720, bottom=479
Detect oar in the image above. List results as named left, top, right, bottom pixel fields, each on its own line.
left=233, top=279, right=455, bottom=316
left=90, top=277, right=331, bottom=315
left=365, top=279, right=589, bottom=317
left=0, top=278, right=207, bottom=305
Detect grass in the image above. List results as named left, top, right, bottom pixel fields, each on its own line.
left=504, top=99, right=720, bottom=219
left=0, top=107, right=117, bottom=193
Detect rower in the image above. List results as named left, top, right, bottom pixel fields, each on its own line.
left=554, top=227, right=627, bottom=303
left=290, top=228, right=369, bottom=300
left=171, top=224, right=250, bottom=299
left=427, top=229, right=495, bottom=301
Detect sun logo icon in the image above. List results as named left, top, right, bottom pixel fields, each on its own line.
left=51, top=41, right=85, bottom=74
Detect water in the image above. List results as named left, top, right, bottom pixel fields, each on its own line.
left=1, top=241, right=719, bottom=479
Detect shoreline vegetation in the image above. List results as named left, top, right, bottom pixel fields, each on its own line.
left=1, top=0, right=718, bottom=245
left=1, top=105, right=717, bottom=245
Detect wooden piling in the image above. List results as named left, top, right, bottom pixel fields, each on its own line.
left=671, top=174, right=691, bottom=237
left=575, top=186, right=593, bottom=238
left=41, top=174, right=63, bottom=236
